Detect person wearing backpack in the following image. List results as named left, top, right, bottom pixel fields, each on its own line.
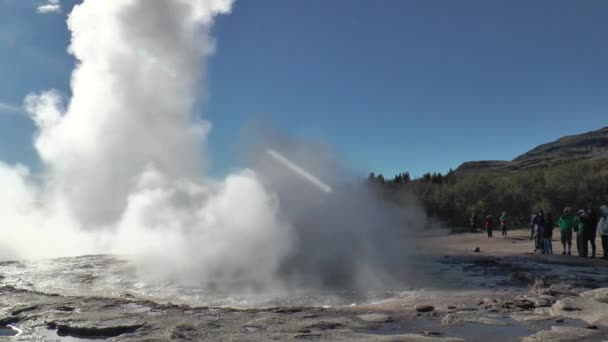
left=598, top=205, right=608, bottom=260
left=543, top=212, right=554, bottom=254
left=586, top=208, right=599, bottom=258
left=558, top=207, right=575, bottom=255
left=500, top=211, right=509, bottom=237
left=574, top=209, right=589, bottom=257
left=530, top=213, right=537, bottom=240
left=533, top=210, right=545, bottom=253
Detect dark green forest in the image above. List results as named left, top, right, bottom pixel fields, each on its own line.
left=370, top=159, right=608, bottom=229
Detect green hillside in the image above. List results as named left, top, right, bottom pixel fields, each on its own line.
left=371, top=127, right=608, bottom=229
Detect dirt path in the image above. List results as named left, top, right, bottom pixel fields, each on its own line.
left=420, top=228, right=606, bottom=259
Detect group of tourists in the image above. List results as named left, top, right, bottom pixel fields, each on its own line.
left=469, top=205, right=608, bottom=259
left=469, top=212, right=510, bottom=238
left=549, top=206, right=608, bottom=258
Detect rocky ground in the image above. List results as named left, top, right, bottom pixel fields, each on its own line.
left=2, top=229, right=608, bottom=341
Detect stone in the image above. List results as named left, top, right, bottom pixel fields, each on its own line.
left=441, top=312, right=506, bottom=326
left=579, top=288, right=608, bottom=303
left=510, top=313, right=552, bottom=323
left=351, top=333, right=465, bottom=342
left=529, top=295, right=557, bottom=308
left=53, top=320, right=145, bottom=338
left=170, top=324, right=200, bottom=340
left=357, top=314, right=392, bottom=323
left=11, top=305, right=39, bottom=315
left=533, top=307, right=552, bottom=316
left=415, top=305, right=435, bottom=313
left=549, top=296, right=608, bottom=325
left=307, top=322, right=342, bottom=330
left=515, top=301, right=535, bottom=310
left=245, top=317, right=285, bottom=329
left=273, top=307, right=303, bottom=314
left=522, top=326, right=599, bottom=342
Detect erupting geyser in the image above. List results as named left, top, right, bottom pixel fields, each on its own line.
left=0, top=0, right=425, bottom=297
left=1, top=0, right=292, bottom=290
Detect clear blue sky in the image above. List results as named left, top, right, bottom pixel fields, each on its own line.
left=1, top=0, right=607, bottom=178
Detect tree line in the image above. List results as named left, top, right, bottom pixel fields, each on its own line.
left=369, top=159, right=608, bottom=230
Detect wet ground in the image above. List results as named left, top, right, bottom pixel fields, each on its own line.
left=1, top=229, right=608, bottom=341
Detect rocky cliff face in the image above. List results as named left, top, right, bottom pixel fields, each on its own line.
left=457, top=127, right=608, bottom=172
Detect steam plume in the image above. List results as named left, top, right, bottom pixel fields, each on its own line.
left=0, top=0, right=425, bottom=297
left=2, top=0, right=294, bottom=287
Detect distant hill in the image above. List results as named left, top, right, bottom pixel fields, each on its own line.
left=373, top=126, right=608, bottom=228
left=457, top=127, right=608, bottom=172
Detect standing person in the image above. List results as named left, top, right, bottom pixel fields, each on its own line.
left=533, top=210, right=545, bottom=253
left=543, top=212, right=554, bottom=254
left=530, top=213, right=537, bottom=240
left=598, top=205, right=608, bottom=259
left=500, top=211, right=509, bottom=237
left=574, top=210, right=588, bottom=257
left=485, top=214, right=494, bottom=238
left=558, top=207, right=575, bottom=255
left=586, top=208, right=598, bottom=258
left=470, top=212, right=478, bottom=233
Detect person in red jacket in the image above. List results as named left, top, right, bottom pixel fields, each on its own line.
left=485, top=214, right=494, bottom=238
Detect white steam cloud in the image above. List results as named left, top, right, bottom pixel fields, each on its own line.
left=3, top=0, right=290, bottom=288
left=0, top=101, right=22, bottom=114
left=1, top=0, right=425, bottom=296
left=37, top=0, right=61, bottom=14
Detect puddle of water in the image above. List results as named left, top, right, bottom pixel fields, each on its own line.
left=36, top=328, right=108, bottom=341
left=362, top=314, right=608, bottom=342
left=120, top=303, right=149, bottom=314
left=0, top=326, right=18, bottom=337
left=362, top=316, right=533, bottom=342
left=447, top=322, right=532, bottom=341
left=195, top=313, right=219, bottom=321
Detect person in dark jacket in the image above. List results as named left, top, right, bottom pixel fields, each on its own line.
left=543, top=213, right=554, bottom=254
left=574, top=210, right=589, bottom=257
left=500, top=212, right=508, bottom=237
left=586, top=208, right=598, bottom=258
left=598, top=205, right=608, bottom=259
left=485, top=214, right=494, bottom=238
left=470, top=212, right=478, bottom=233
left=533, top=211, right=545, bottom=253
left=530, top=213, right=537, bottom=240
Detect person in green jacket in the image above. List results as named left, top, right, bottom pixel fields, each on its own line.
left=558, top=207, right=575, bottom=255
left=573, top=209, right=589, bottom=257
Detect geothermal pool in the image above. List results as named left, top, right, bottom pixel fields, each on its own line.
left=0, top=252, right=505, bottom=310
left=0, top=250, right=539, bottom=310
left=4, top=232, right=608, bottom=342
left=0, top=255, right=410, bottom=308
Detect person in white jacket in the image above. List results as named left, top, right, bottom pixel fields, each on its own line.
left=599, top=205, right=608, bottom=260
